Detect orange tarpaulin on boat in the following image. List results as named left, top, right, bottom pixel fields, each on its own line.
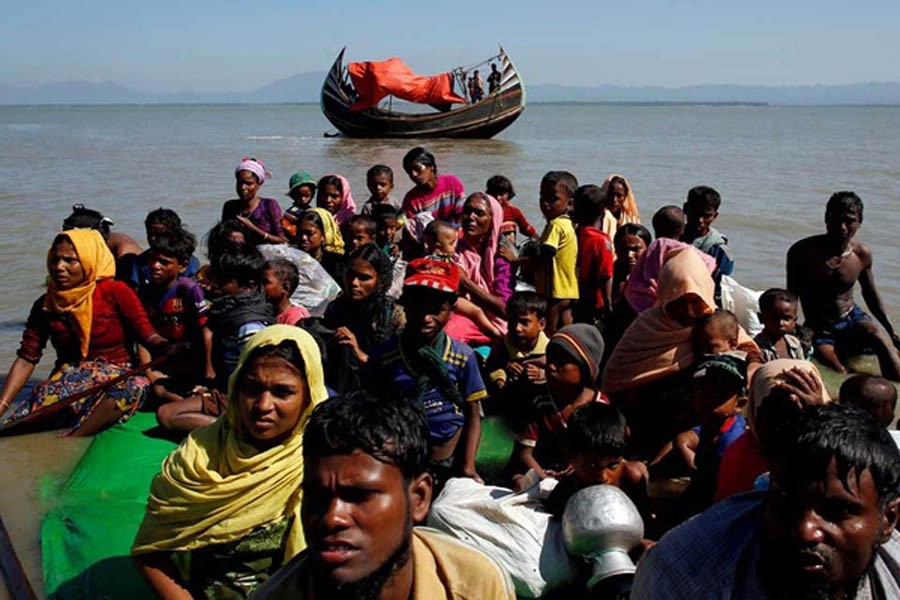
left=348, top=57, right=467, bottom=111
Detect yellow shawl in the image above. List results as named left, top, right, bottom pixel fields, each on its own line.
left=307, top=207, right=345, bottom=255
left=44, top=229, right=116, bottom=358
left=132, top=325, right=328, bottom=559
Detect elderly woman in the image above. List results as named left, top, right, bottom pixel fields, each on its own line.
left=445, top=192, right=514, bottom=345
left=599, top=173, right=641, bottom=240
left=132, top=325, right=328, bottom=599
left=221, top=157, right=287, bottom=245
left=715, top=359, right=830, bottom=501
left=602, top=246, right=760, bottom=456
left=0, top=230, right=166, bottom=435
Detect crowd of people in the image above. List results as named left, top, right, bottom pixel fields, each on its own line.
left=2, top=145, right=900, bottom=598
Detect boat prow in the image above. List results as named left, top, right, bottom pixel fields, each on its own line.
left=320, top=47, right=526, bottom=139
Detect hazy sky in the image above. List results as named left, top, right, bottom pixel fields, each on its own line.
left=2, top=0, right=898, bottom=92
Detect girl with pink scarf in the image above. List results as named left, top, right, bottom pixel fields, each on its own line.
left=315, top=174, right=357, bottom=227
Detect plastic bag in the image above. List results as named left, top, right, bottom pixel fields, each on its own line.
left=720, top=275, right=763, bottom=337
left=427, top=477, right=579, bottom=598
left=258, top=244, right=341, bottom=317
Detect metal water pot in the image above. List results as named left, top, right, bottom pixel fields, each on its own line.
left=561, top=484, right=644, bottom=591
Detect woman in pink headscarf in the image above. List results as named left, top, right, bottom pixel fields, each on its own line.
left=315, top=174, right=357, bottom=227
left=221, top=157, right=287, bottom=244
left=445, top=192, right=514, bottom=344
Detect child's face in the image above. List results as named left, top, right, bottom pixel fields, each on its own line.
left=289, top=185, right=315, bottom=208
left=539, top=182, right=570, bottom=220
left=509, top=311, right=545, bottom=351
left=297, top=221, right=324, bottom=255
left=318, top=184, right=342, bottom=215
left=401, top=288, right=453, bottom=344
left=546, top=345, right=584, bottom=395
left=692, top=377, right=740, bottom=429
left=227, top=230, right=246, bottom=246
left=406, top=162, right=435, bottom=187
left=148, top=251, right=186, bottom=285
left=146, top=222, right=168, bottom=246
left=494, top=192, right=510, bottom=206
left=262, top=268, right=286, bottom=303
left=211, top=275, right=243, bottom=297
left=345, top=258, right=380, bottom=301
left=433, top=229, right=458, bottom=256
left=367, top=173, right=394, bottom=201
left=695, top=322, right=738, bottom=355
left=376, top=218, right=398, bottom=246
left=684, top=203, right=718, bottom=237
left=762, top=299, right=798, bottom=337
left=615, top=233, right=648, bottom=270
left=607, top=181, right=628, bottom=213
left=346, top=223, right=374, bottom=253
left=571, top=452, right=625, bottom=488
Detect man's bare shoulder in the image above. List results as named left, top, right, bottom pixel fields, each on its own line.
left=788, top=234, right=827, bottom=262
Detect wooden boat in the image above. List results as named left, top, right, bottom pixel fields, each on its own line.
left=320, top=47, right=526, bottom=139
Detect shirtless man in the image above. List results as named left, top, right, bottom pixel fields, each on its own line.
left=787, top=191, right=900, bottom=380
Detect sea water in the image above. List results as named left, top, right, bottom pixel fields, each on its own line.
left=1, top=102, right=899, bottom=596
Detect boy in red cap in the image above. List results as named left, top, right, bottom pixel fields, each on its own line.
left=368, top=258, right=487, bottom=490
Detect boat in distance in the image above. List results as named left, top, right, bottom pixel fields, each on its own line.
left=320, top=47, right=526, bottom=139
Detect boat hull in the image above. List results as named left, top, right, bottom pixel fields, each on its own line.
left=321, top=49, right=525, bottom=139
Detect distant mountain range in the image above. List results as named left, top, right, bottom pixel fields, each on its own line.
left=2, top=72, right=900, bottom=105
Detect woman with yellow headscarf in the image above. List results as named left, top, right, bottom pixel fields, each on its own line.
left=0, top=229, right=166, bottom=435
left=132, top=324, right=328, bottom=599
left=296, top=207, right=346, bottom=282
left=599, top=173, right=641, bottom=241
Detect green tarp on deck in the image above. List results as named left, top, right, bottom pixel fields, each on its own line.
left=40, top=413, right=176, bottom=599
left=39, top=412, right=515, bottom=599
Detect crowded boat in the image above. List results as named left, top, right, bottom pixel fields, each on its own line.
left=2, top=147, right=900, bottom=599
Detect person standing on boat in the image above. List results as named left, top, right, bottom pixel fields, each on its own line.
left=0, top=229, right=167, bottom=435
left=470, top=70, right=484, bottom=102
left=787, top=191, right=900, bottom=380
left=221, top=157, right=288, bottom=245
left=401, top=147, right=467, bottom=224
left=487, top=62, right=502, bottom=94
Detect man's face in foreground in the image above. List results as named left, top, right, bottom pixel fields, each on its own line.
left=301, top=450, right=431, bottom=597
left=761, top=457, right=897, bottom=599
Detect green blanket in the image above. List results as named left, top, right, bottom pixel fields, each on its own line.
left=39, top=412, right=516, bottom=599
left=41, top=412, right=177, bottom=599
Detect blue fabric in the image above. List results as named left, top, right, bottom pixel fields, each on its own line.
left=812, top=304, right=871, bottom=348
left=369, top=335, right=487, bottom=443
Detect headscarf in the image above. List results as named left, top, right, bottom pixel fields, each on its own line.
left=549, top=324, right=605, bottom=385
left=132, top=325, right=328, bottom=559
left=306, top=207, right=345, bottom=255
left=624, top=238, right=716, bottom=313
left=746, top=359, right=831, bottom=440
left=599, top=173, right=640, bottom=226
left=235, top=157, right=269, bottom=185
left=322, top=174, right=357, bottom=227
left=602, top=246, right=754, bottom=393
left=456, top=193, right=503, bottom=292
left=44, top=229, right=116, bottom=358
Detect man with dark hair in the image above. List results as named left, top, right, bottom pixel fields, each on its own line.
left=788, top=191, right=900, bottom=380
left=633, top=403, right=900, bottom=599
left=254, top=393, right=515, bottom=599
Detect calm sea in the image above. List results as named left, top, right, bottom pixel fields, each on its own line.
left=1, top=101, right=900, bottom=596
left=2, top=102, right=900, bottom=372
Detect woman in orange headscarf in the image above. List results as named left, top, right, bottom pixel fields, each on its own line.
left=599, top=173, right=641, bottom=241
left=0, top=229, right=166, bottom=435
left=602, top=245, right=759, bottom=456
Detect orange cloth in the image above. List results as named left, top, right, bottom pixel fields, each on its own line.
left=602, top=246, right=754, bottom=393
left=348, top=58, right=467, bottom=111
left=43, top=229, right=116, bottom=358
